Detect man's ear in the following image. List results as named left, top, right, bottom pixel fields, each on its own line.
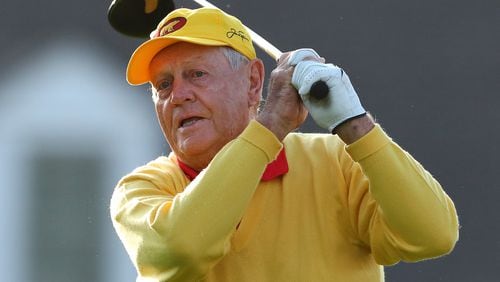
left=247, top=59, right=265, bottom=108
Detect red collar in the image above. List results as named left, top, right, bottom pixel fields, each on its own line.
left=177, top=148, right=288, bottom=181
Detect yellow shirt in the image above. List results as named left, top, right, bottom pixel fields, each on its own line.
left=110, top=120, right=459, bottom=282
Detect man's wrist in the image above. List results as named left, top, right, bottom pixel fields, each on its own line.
left=256, top=113, right=288, bottom=141
left=333, top=112, right=376, bottom=144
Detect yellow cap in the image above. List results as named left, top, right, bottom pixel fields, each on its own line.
left=126, top=7, right=256, bottom=85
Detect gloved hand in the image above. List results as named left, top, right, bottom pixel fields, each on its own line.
left=289, top=48, right=366, bottom=132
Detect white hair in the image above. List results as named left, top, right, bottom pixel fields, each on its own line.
left=220, top=46, right=250, bottom=70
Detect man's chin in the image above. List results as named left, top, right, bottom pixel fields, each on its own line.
left=176, top=137, right=212, bottom=157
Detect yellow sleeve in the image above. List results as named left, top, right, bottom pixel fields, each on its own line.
left=110, top=120, right=282, bottom=281
left=344, top=124, right=459, bottom=265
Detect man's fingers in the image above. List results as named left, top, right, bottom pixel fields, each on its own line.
left=277, top=52, right=292, bottom=67
left=288, top=48, right=321, bottom=66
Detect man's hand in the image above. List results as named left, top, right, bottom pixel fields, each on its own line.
left=256, top=52, right=309, bottom=141
left=288, top=48, right=374, bottom=143
left=257, top=49, right=375, bottom=144
left=289, top=49, right=367, bottom=132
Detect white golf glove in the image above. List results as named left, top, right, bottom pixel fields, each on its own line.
left=289, top=48, right=366, bottom=132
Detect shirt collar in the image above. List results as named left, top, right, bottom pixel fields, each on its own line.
left=177, top=148, right=288, bottom=182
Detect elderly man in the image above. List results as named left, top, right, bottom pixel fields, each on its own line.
left=110, top=7, right=459, bottom=282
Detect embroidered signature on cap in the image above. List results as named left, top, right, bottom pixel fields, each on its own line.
left=226, top=28, right=249, bottom=41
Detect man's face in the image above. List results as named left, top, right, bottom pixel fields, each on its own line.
left=149, top=42, right=259, bottom=170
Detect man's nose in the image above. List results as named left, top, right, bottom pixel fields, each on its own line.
left=170, top=79, right=196, bottom=105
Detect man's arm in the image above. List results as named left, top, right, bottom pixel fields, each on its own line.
left=334, top=113, right=375, bottom=144
left=265, top=49, right=458, bottom=264
left=342, top=124, right=459, bottom=264
left=110, top=121, right=282, bottom=281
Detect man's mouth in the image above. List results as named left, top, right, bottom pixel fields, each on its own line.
left=180, top=117, right=203, bottom=128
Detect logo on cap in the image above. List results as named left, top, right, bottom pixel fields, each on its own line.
left=159, top=17, right=187, bottom=37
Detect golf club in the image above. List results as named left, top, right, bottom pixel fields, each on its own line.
left=107, top=0, right=329, bottom=99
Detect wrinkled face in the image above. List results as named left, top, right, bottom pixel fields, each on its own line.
left=149, top=42, right=260, bottom=170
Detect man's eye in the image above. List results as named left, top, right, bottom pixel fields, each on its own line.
left=157, top=80, right=171, bottom=91
left=193, top=71, right=206, bottom=78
